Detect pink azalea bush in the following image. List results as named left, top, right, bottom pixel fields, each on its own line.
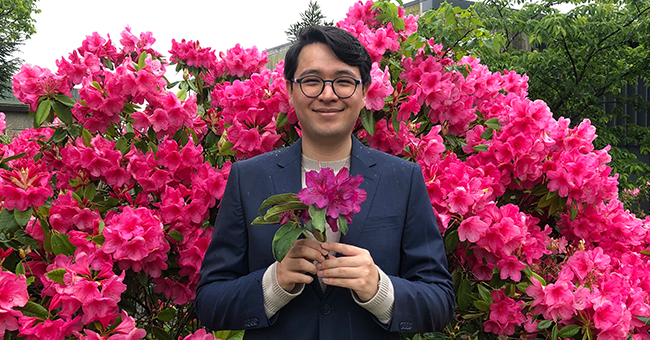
left=1, top=0, right=649, bottom=339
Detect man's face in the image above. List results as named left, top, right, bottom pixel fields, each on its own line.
left=287, top=43, right=368, bottom=145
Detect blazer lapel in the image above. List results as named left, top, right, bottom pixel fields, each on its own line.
left=271, top=139, right=303, bottom=195
left=339, top=137, right=380, bottom=247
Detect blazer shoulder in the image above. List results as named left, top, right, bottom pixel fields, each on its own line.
left=232, top=147, right=292, bottom=171
left=357, top=143, right=421, bottom=172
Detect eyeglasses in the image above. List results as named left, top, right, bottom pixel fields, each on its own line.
left=291, top=75, right=363, bottom=99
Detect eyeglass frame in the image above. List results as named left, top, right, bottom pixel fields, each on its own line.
left=291, top=75, right=364, bottom=99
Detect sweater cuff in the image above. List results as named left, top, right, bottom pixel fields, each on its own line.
left=352, top=265, right=395, bottom=324
left=262, top=261, right=305, bottom=319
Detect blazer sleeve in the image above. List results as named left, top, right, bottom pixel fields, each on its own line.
left=386, top=163, right=455, bottom=333
left=195, top=162, right=271, bottom=331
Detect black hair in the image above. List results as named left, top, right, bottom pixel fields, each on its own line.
left=283, top=26, right=372, bottom=86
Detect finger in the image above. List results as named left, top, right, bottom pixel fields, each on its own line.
left=318, top=254, right=373, bottom=270
left=281, top=257, right=318, bottom=275
left=318, top=266, right=366, bottom=279
left=321, top=242, right=364, bottom=256
left=287, top=242, right=327, bottom=262
left=295, top=238, right=329, bottom=255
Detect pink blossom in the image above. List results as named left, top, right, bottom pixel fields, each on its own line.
left=365, top=63, right=393, bottom=111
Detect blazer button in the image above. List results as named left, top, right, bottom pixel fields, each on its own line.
left=320, top=304, right=331, bottom=315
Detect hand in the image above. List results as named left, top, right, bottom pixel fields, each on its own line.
left=277, top=239, right=328, bottom=292
left=317, top=242, right=379, bottom=302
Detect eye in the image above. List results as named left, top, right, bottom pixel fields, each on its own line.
left=334, top=77, right=356, bottom=87
left=301, top=77, right=322, bottom=86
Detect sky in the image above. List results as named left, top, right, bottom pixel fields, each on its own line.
left=15, top=0, right=358, bottom=73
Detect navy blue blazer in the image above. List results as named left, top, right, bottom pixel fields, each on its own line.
left=196, top=137, right=455, bottom=339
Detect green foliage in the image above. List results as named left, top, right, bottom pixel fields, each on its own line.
left=285, top=0, right=334, bottom=42
left=0, top=0, right=40, bottom=97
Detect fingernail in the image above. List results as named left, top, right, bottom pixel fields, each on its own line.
left=317, top=270, right=323, bottom=276
left=316, top=263, right=321, bottom=269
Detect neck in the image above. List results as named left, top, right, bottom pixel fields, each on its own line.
left=301, top=135, right=352, bottom=161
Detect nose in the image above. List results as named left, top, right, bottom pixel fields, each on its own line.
left=318, top=81, right=338, bottom=101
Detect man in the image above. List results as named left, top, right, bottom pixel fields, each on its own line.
left=196, top=26, right=455, bottom=339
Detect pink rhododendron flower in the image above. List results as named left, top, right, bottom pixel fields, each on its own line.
left=12, top=64, right=72, bottom=111
left=365, top=63, right=393, bottom=111
left=182, top=329, right=215, bottom=340
left=0, top=113, right=6, bottom=135
left=484, top=288, right=525, bottom=336
left=298, top=167, right=367, bottom=228
left=0, top=271, right=29, bottom=337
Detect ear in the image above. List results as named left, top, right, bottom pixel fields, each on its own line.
left=361, top=82, right=370, bottom=102
left=286, top=80, right=295, bottom=107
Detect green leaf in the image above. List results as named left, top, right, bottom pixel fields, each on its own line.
left=537, top=319, right=553, bottom=330
left=0, top=209, right=17, bottom=232
left=15, top=261, right=25, bottom=275
left=457, top=279, right=472, bottom=310
left=308, top=205, right=327, bottom=233
left=138, top=51, right=148, bottom=70
left=264, top=202, right=308, bottom=220
left=156, top=307, right=176, bottom=322
left=251, top=215, right=282, bottom=225
left=56, top=94, right=77, bottom=107
left=272, top=223, right=303, bottom=262
left=473, top=300, right=491, bottom=312
left=115, top=137, right=128, bottom=154
left=46, top=268, right=66, bottom=284
left=523, top=266, right=547, bottom=285
left=551, top=323, right=558, bottom=339
left=176, top=88, right=188, bottom=101
left=257, top=193, right=300, bottom=215
left=84, top=183, right=96, bottom=201
left=52, top=101, right=73, bottom=125
left=485, top=117, right=500, bottom=130
left=1, top=152, right=26, bottom=163
left=82, top=128, right=93, bottom=147
left=473, top=144, right=488, bottom=152
left=51, top=233, right=76, bottom=256
left=360, top=109, right=375, bottom=136
left=35, top=99, right=52, bottom=127
left=477, top=285, right=493, bottom=303
left=13, top=208, right=32, bottom=227
left=50, top=127, right=68, bottom=143
left=168, top=230, right=183, bottom=242
left=337, top=215, right=348, bottom=235
left=444, top=229, right=460, bottom=254
left=151, top=326, right=172, bottom=340
left=91, top=234, right=105, bottom=245
left=480, top=127, right=494, bottom=140
left=276, top=112, right=289, bottom=129
left=558, top=324, right=581, bottom=338
left=516, top=282, right=531, bottom=293
left=15, top=301, right=49, bottom=319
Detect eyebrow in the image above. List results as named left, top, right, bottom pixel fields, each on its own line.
left=297, top=69, right=359, bottom=78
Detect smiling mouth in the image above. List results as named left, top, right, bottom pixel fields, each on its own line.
left=313, top=108, right=344, bottom=115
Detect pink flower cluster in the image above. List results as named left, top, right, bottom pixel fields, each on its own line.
left=102, top=206, right=169, bottom=277
left=169, top=40, right=269, bottom=81
left=458, top=203, right=552, bottom=281
left=365, top=63, right=394, bottom=111
left=484, top=288, right=525, bottom=336
left=298, top=167, right=367, bottom=232
left=0, top=271, right=28, bottom=337
left=12, top=64, right=71, bottom=111
left=0, top=128, right=56, bottom=211
left=209, top=63, right=289, bottom=159
left=0, top=112, right=6, bottom=135
left=338, top=0, right=418, bottom=63
left=58, top=135, right=131, bottom=190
